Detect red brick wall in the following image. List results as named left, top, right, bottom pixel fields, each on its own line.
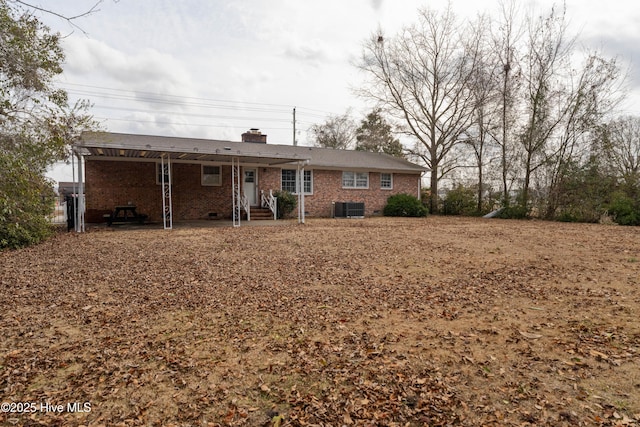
left=85, top=160, right=422, bottom=221
left=259, top=168, right=420, bottom=217
left=85, top=160, right=233, bottom=222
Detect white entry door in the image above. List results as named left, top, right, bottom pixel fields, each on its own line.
left=243, top=168, right=257, bottom=206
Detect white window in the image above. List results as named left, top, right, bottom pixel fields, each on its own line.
left=202, top=165, right=222, bottom=186
left=281, top=170, right=297, bottom=193
left=342, top=171, right=369, bottom=189
left=281, top=169, right=312, bottom=194
left=156, top=163, right=172, bottom=185
left=380, top=173, right=393, bottom=189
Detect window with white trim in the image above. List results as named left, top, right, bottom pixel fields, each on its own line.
left=201, top=165, right=222, bottom=186
left=281, top=169, right=312, bottom=194
left=380, top=173, right=393, bottom=189
left=342, top=171, right=369, bottom=189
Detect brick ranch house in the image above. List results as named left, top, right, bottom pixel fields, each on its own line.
left=72, top=130, right=426, bottom=227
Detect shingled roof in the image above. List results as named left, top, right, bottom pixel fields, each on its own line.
left=77, top=132, right=427, bottom=174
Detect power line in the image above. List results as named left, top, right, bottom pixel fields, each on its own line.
left=295, top=106, right=335, bottom=117
left=65, top=89, right=291, bottom=114
left=92, top=104, right=293, bottom=123
left=90, top=113, right=318, bottom=132
left=59, top=82, right=298, bottom=110
left=59, top=82, right=336, bottom=118
left=56, top=82, right=337, bottom=132
left=94, top=116, right=295, bottom=131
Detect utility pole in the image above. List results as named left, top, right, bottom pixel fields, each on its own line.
left=293, top=107, right=297, bottom=146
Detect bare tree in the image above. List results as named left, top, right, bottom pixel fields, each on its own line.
left=357, top=5, right=480, bottom=213
left=491, top=0, right=523, bottom=205
left=600, top=116, right=640, bottom=186
left=464, top=13, right=502, bottom=212
left=8, top=0, right=105, bottom=34
left=517, top=4, right=575, bottom=212
left=308, top=111, right=357, bottom=150
left=543, top=53, right=623, bottom=217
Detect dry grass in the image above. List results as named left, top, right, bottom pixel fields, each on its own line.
left=1, top=217, right=639, bottom=426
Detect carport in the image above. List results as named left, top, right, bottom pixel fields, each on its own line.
left=70, top=132, right=310, bottom=232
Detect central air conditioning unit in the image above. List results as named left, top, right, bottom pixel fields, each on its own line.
left=333, top=202, right=365, bottom=218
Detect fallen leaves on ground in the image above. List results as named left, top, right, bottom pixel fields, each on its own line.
left=1, top=217, right=639, bottom=426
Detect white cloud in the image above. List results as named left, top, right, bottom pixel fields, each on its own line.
left=49, top=0, right=640, bottom=135
left=40, top=0, right=640, bottom=186
left=284, top=39, right=331, bottom=64
left=61, top=37, right=194, bottom=99
left=370, top=0, right=384, bottom=11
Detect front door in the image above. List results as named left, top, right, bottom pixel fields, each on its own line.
left=243, top=168, right=257, bottom=206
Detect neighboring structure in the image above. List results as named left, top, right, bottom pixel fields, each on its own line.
left=57, top=182, right=83, bottom=198
left=72, top=130, right=426, bottom=228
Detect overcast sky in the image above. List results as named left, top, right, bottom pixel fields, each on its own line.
left=38, top=0, right=640, bottom=182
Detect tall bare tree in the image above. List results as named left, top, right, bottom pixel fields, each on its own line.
left=491, top=0, right=523, bottom=205
left=517, top=4, right=574, bottom=211
left=464, top=13, right=502, bottom=212
left=357, top=5, right=480, bottom=213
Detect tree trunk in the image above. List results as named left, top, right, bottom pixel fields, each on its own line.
left=477, top=165, right=483, bottom=213
left=522, top=151, right=533, bottom=213
left=430, top=164, right=439, bottom=214
left=501, top=65, right=510, bottom=206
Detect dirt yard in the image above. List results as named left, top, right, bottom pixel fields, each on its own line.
left=1, top=217, right=639, bottom=426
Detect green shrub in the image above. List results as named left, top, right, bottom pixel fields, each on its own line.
left=273, top=190, right=297, bottom=219
left=0, top=153, right=56, bottom=250
left=556, top=210, right=579, bottom=223
left=607, top=191, right=640, bottom=226
left=550, top=159, right=616, bottom=223
left=443, top=185, right=477, bottom=216
left=497, top=204, right=528, bottom=219
left=383, top=193, right=428, bottom=217
left=495, top=190, right=530, bottom=219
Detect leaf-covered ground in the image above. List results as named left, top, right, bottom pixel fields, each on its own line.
left=1, top=217, right=639, bottom=426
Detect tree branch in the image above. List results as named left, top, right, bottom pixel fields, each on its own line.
left=10, top=0, right=105, bottom=35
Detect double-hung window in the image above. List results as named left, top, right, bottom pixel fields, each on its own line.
left=281, top=169, right=312, bottom=194
left=202, top=165, right=222, bottom=186
left=380, top=173, right=393, bottom=189
left=342, top=171, right=369, bottom=189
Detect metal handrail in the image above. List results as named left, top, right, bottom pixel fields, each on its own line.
left=241, top=194, right=250, bottom=221
left=261, top=190, right=277, bottom=220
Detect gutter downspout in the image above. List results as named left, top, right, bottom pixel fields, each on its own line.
left=297, top=160, right=308, bottom=224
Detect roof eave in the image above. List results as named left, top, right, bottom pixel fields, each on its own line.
left=76, top=140, right=310, bottom=165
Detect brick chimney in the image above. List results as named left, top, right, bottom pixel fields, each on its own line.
left=241, top=128, right=267, bottom=143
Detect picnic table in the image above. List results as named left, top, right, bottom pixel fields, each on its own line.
left=105, top=205, right=148, bottom=226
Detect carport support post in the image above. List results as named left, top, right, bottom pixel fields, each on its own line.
left=231, top=156, right=241, bottom=227
left=74, top=150, right=85, bottom=232
left=161, top=153, right=173, bottom=230
left=297, top=161, right=305, bottom=224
